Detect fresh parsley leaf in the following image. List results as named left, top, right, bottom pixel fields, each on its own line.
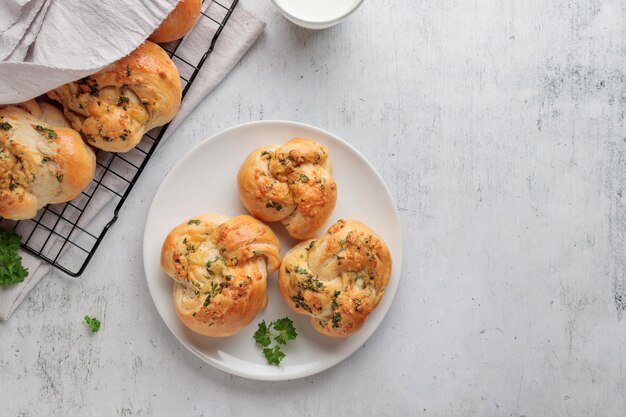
left=253, top=320, right=272, bottom=347
left=0, top=230, right=28, bottom=286
left=0, top=122, right=12, bottom=130
left=84, top=315, right=101, bottom=332
left=254, top=317, right=298, bottom=365
left=272, top=317, right=297, bottom=345
left=262, top=345, right=285, bottom=366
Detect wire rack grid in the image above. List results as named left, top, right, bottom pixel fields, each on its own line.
left=0, top=0, right=239, bottom=277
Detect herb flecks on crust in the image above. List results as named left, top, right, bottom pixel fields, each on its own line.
left=33, top=125, right=57, bottom=139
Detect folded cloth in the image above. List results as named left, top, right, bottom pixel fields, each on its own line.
left=0, top=3, right=265, bottom=320
left=0, top=0, right=182, bottom=104
left=0, top=0, right=27, bottom=36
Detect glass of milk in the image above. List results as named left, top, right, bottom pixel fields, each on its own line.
left=272, top=0, right=364, bottom=29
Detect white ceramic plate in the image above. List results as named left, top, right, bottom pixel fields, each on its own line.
left=143, top=121, right=402, bottom=381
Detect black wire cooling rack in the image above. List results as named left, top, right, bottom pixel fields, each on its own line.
left=0, top=0, right=239, bottom=277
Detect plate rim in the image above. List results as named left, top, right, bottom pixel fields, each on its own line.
left=143, top=119, right=403, bottom=381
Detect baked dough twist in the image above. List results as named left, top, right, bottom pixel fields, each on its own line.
left=0, top=100, right=96, bottom=220
left=48, top=41, right=181, bottom=153
left=237, top=138, right=337, bottom=240
left=149, top=0, right=202, bottom=43
left=161, top=214, right=281, bottom=337
left=278, top=219, right=392, bottom=337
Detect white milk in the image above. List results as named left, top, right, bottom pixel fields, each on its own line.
left=275, top=0, right=360, bottom=22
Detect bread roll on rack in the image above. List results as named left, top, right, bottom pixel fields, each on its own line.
left=150, top=0, right=202, bottom=43
left=0, top=100, right=96, bottom=220
left=48, top=41, right=182, bottom=153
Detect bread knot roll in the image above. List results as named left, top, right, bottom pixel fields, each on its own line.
left=161, top=214, right=281, bottom=337
left=237, top=138, right=338, bottom=240
left=48, top=41, right=182, bottom=153
left=149, top=0, right=202, bottom=43
left=279, top=219, right=392, bottom=337
left=0, top=100, right=96, bottom=220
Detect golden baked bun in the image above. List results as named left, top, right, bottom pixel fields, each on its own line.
left=0, top=100, right=96, bottom=220
left=48, top=41, right=182, bottom=153
left=149, top=0, right=202, bottom=43
left=237, top=138, right=337, bottom=240
left=278, top=219, right=392, bottom=337
left=161, top=214, right=281, bottom=337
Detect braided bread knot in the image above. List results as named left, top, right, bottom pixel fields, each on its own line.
left=238, top=137, right=337, bottom=240
left=279, top=219, right=392, bottom=337
left=161, top=214, right=281, bottom=337
left=0, top=100, right=95, bottom=220
left=48, top=41, right=181, bottom=153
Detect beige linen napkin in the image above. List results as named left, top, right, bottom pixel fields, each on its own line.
left=0, top=4, right=265, bottom=320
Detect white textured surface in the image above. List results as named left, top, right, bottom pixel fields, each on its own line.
left=2, top=0, right=626, bottom=415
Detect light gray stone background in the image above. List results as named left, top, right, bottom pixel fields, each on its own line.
left=2, top=0, right=626, bottom=415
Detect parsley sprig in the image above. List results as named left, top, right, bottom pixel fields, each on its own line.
left=84, top=315, right=101, bottom=332
left=253, top=317, right=297, bottom=365
left=0, top=230, right=28, bottom=286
